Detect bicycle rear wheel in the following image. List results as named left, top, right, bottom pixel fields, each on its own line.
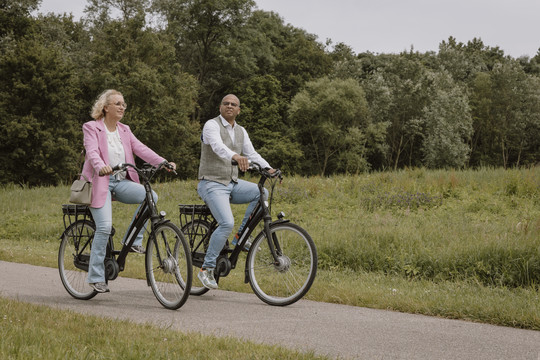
left=180, top=220, right=211, bottom=296
left=58, top=220, right=97, bottom=300
left=246, top=222, right=317, bottom=306
left=146, top=222, right=192, bottom=310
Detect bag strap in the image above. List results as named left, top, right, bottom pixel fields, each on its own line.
left=78, top=149, right=86, bottom=172
left=77, top=149, right=95, bottom=179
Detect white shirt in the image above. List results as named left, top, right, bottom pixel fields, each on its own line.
left=201, top=115, right=271, bottom=169
left=106, top=127, right=126, bottom=180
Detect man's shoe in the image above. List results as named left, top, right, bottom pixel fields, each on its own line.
left=90, top=282, right=110, bottom=293
left=198, top=269, right=218, bottom=289
left=130, top=245, right=145, bottom=254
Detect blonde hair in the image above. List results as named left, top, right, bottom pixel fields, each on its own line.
left=90, top=89, right=123, bottom=120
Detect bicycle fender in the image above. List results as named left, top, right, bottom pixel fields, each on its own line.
left=153, top=218, right=171, bottom=227
left=270, top=219, right=290, bottom=226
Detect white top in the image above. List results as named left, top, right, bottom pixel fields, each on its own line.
left=106, top=127, right=126, bottom=181
left=201, top=115, right=271, bottom=169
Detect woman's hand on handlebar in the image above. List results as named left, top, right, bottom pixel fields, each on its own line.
left=99, top=165, right=113, bottom=176
left=165, top=162, right=176, bottom=171
left=164, top=161, right=177, bottom=175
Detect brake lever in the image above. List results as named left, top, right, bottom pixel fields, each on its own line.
left=163, top=161, right=177, bottom=175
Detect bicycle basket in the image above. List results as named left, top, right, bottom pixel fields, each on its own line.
left=179, top=204, right=213, bottom=250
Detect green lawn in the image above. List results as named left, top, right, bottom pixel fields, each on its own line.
left=1, top=167, right=539, bottom=331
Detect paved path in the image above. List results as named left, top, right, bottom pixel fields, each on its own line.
left=1, top=261, right=539, bottom=359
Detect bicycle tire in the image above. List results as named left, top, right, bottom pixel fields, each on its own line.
left=246, top=222, right=317, bottom=306
left=58, top=219, right=97, bottom=300
left=146, top=222, right=192, bottom=310
left=180, top=220, right=212, bottom=296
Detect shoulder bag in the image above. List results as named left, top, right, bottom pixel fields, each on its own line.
left=69, top=150, right=93, bottom=205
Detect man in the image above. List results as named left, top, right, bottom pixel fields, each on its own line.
left=196, top=94, right=273, bottom=289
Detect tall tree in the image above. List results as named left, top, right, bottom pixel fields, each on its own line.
left=289, top=77, right=370, bottom=175
left=421, top=72, right=473, bottom=168
left=232, top=74, right=303, bottom=173
left=83, top=0, right=201, bottom=177
left=152, top=0, right=256, bottom=121
left=437, top=37, right=490, bottom=83
left=489, top=61, right=540, bottom=167
left=273, top=25, right=333, bottom=102
left=0, top=0, right=39, bottom=38
left=361, top=52, right=433, bottom=170
left=0, top=29, right=82, bottom=185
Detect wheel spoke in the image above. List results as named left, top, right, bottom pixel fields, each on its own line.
left=146, top=223, right=192, bottom=310
left=59, top=220, right=97, bottom=300
left=247, top=223, right=317, bottom=306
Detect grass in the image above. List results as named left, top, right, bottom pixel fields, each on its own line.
left=0, top=166, right=539, bottom=334
left=0, top=297, right=326, bottom=360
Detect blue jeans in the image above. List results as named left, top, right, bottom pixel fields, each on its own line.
left=197, top=179, right=268, bottom=269
left=87, top=176, right=157, bottom=284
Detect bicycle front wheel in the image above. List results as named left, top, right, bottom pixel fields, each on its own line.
left=58, top=220, right=97, bottom=300
left=246, top=222, right=317, bottom=306
left=146, top=222, right=192, bottom=310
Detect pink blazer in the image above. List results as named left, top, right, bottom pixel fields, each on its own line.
left=81, top=119, right=165, bottom=208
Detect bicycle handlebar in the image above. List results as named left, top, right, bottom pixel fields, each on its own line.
left=112, top=161, right=177, bottom=178
left=231, top=159, right=282, bottom=180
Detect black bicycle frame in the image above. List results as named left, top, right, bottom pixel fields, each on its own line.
left=112, top=179, right=164, bottom=271
left=203, top=173, right=286, bottom=271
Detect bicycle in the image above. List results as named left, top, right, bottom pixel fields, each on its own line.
left=179, top=161, right=317, bottom=306
left=59, top=161, right=192, bottom=310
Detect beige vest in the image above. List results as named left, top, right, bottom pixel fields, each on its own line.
left=198, top=117, right=244, bottom=185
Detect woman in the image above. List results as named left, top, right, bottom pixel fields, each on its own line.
left=81, top=89, right=176, bottom=294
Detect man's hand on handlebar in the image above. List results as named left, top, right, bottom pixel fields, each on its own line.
left=231, top=158, right=280, bottom=180
left=232, top=154, right=250, bottom=172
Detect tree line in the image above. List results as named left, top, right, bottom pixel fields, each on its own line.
left=1, top=0, right=540, bottom=186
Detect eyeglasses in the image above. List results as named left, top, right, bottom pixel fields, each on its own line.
left=221, top=101, right=239, bottom=108
left=111, top=101, right=128, bottom=109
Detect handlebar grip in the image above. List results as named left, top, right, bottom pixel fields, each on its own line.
left=231, top=159, right=253, bottom=166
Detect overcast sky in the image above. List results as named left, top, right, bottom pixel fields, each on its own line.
left=37, top=0, right=540, bottom=59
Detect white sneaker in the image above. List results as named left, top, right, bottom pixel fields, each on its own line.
left=198, top=268, right=218, bottom=289
left=90, top=282, right=110, bottom=293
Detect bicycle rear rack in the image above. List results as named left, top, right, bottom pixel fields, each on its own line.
left=61, top=204, right=94, bottom=272
left=62, top=204, right=93, bottom=230
left=179, top=204, right=213, bottom=250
